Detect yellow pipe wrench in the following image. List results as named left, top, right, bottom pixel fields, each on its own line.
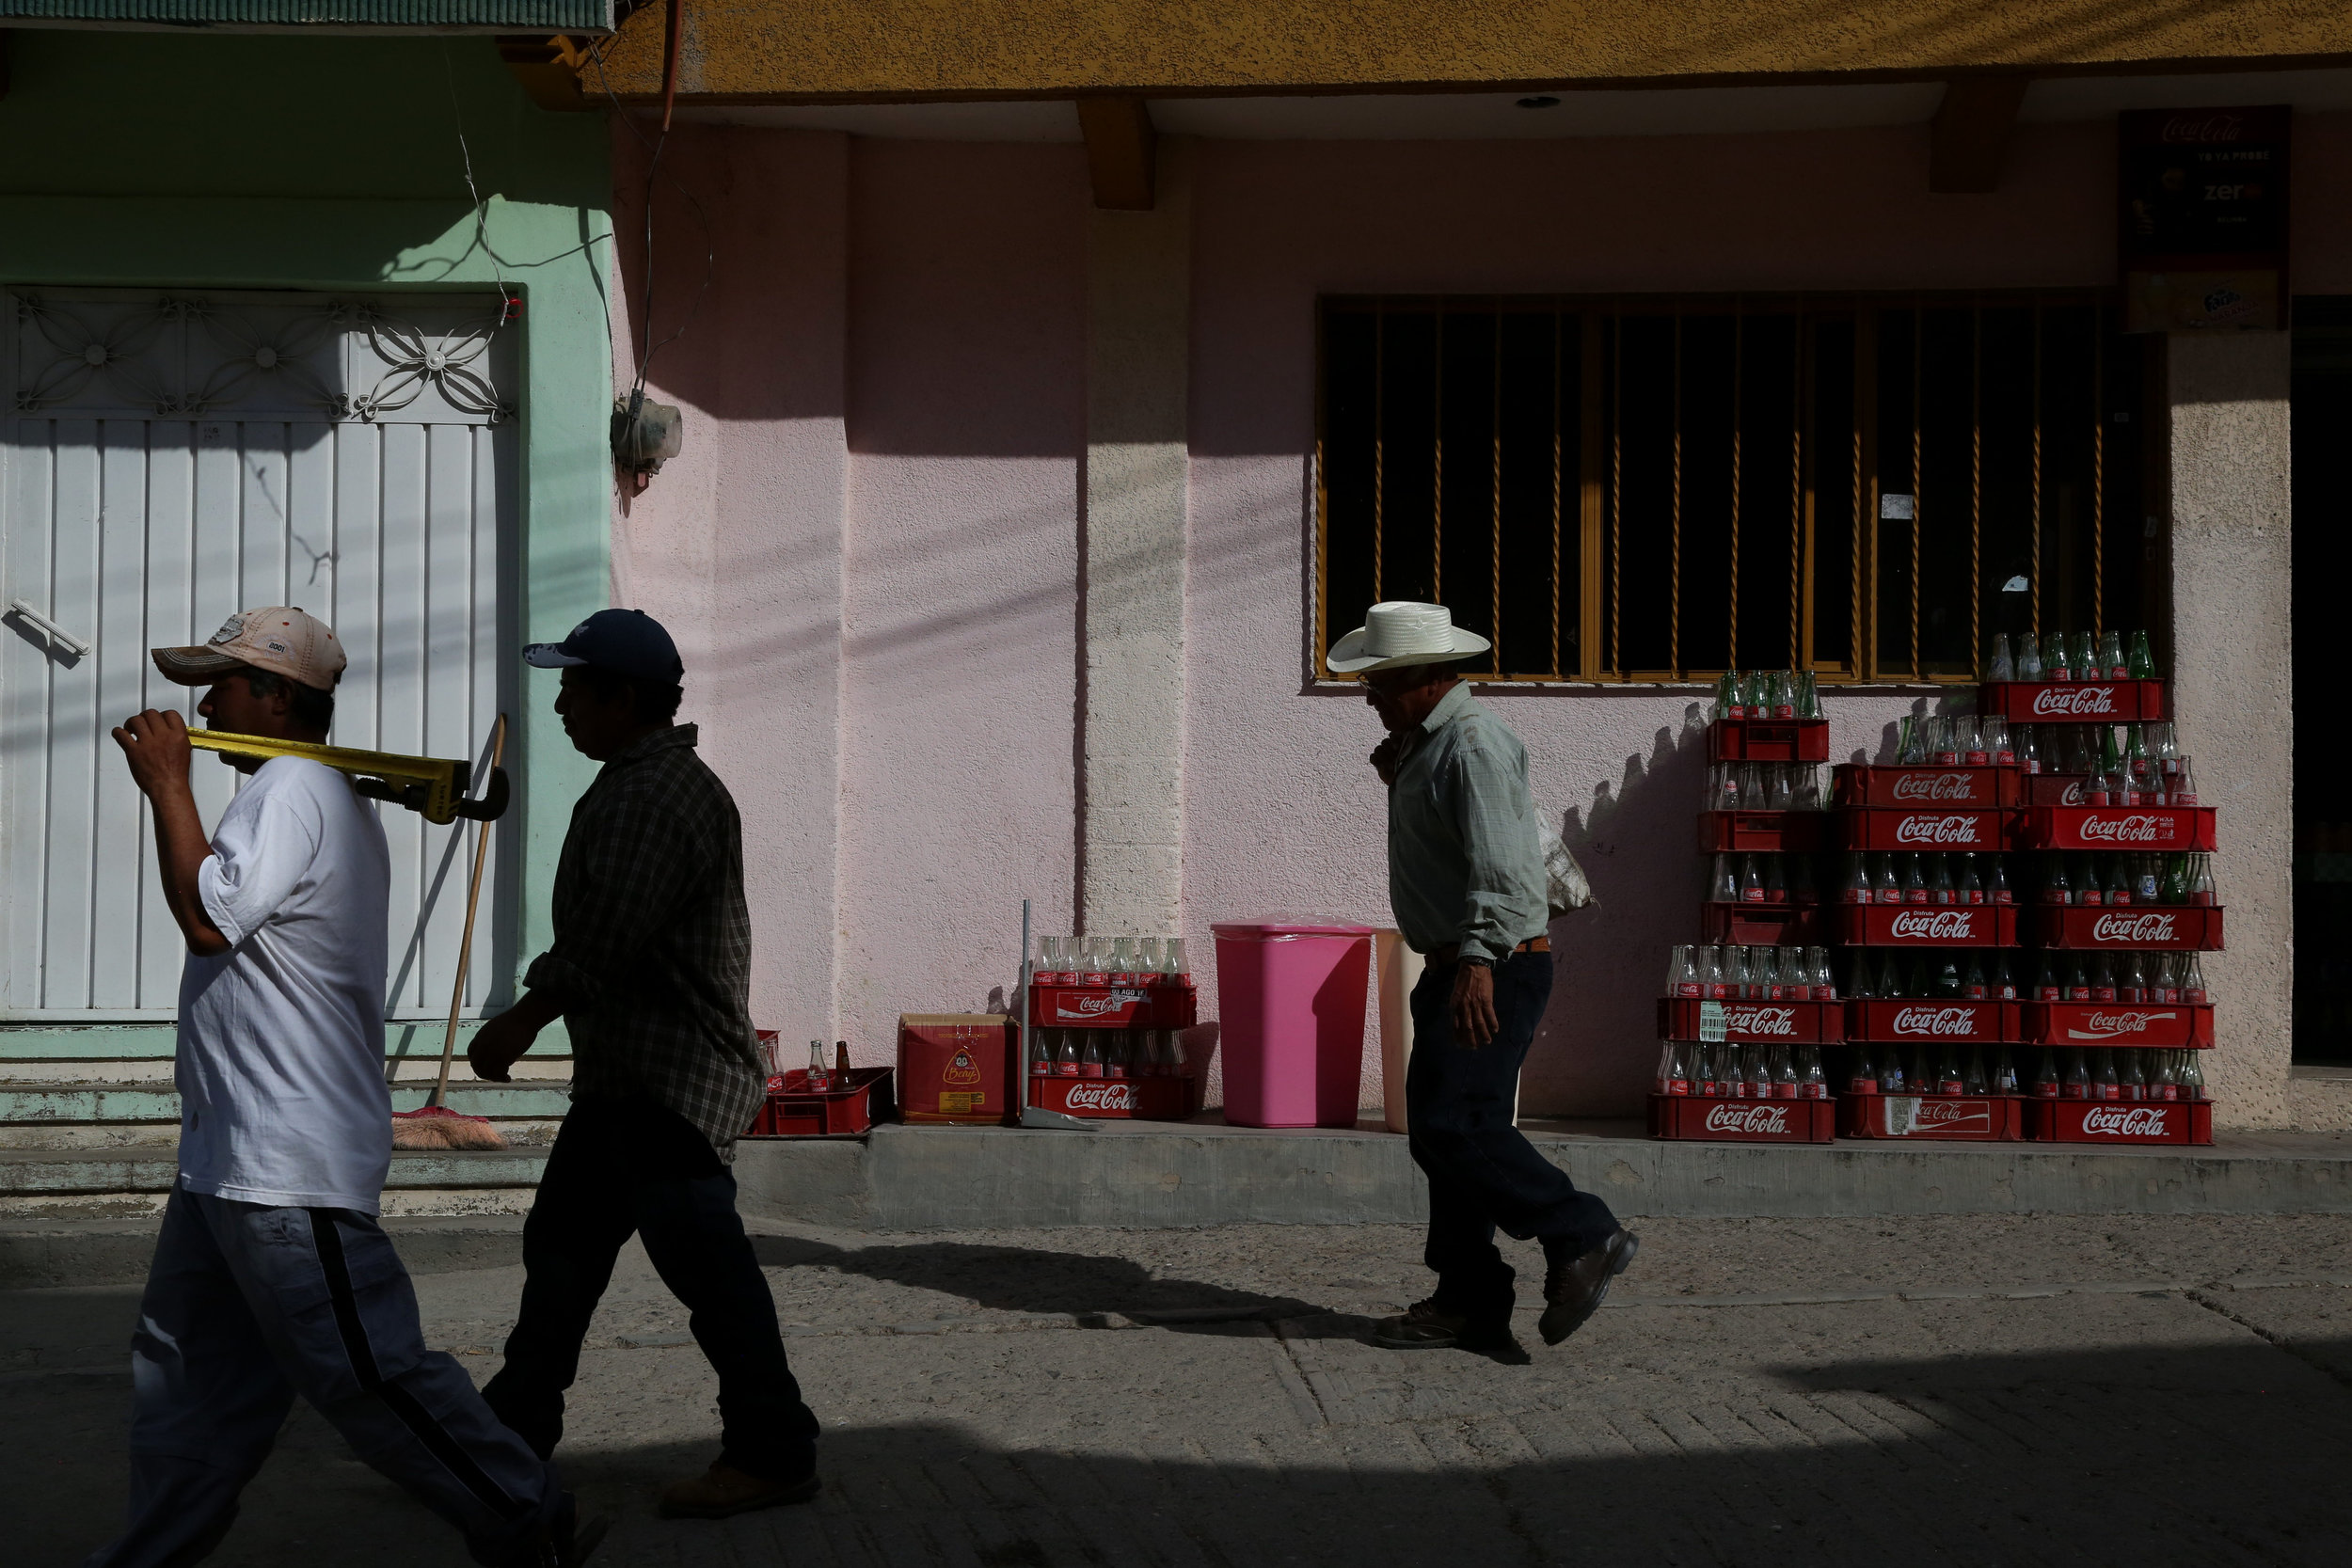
left=186, top=730, right=510, bottom=824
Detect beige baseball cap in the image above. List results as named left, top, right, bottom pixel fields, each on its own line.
left=152, top=607, right=347, bottom=690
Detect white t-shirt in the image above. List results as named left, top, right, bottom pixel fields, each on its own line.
left=175, top=755, right=393, bottom=1212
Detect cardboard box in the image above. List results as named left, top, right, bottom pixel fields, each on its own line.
left=897, top=1014, right=1016, bottom=1125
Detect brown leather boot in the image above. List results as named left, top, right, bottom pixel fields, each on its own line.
left=1538, top=1228, right=1640, bottom=1346
left=658, top=1461, right=820, bottom=1520
left=1372, top=1298, right=1514, bottom=1352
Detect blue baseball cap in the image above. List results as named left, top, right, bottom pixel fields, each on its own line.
left=522, top=608, right=683, bottom=683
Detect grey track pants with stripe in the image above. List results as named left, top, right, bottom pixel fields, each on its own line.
left=84, top=1187, right=558, bottom=1568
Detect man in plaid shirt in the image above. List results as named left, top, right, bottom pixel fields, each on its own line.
left=469, top=609, right=821, bottom=1519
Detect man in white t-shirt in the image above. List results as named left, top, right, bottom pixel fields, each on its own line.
left=87, top=607, right=595, bottom=1568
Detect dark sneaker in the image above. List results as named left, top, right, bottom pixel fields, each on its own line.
left=504, top=1492, right=606, bottom=1567
left=659, top=1461, right=822, bottom=1520
left=1538, top=1228, right=1640, bottom=1346
left=1372, top=1298, right=1513, bottom=1352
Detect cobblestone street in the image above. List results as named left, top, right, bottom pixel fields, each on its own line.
left=8, top=1215, right=2350, bottom=1566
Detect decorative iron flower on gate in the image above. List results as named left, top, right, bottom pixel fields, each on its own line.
left=344, top=304, right=512, bottom=423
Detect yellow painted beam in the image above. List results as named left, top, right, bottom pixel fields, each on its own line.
left=585, top=0, right=2352, bottom=103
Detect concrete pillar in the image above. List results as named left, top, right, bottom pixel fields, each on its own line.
left=1081, top=145, right=1191, bottom=935
left=2168, top=332, right=2292, bottom=1125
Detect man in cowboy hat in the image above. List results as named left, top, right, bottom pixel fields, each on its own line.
left=1330, top=600, right=1639, bottom=1355
left=94, top=608, right=589, bottom=1567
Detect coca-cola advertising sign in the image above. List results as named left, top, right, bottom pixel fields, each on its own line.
left=1703, top=1102, right=1791, bottom=1135
left=1893, top=813, right=1987, bottom=846
left=1062, top=1082, right=1139, bottom=1114
left=1890, top=772, right=1981, bottom=803
left=1888, top=910, right=1980, bottom=941
left=1890, top=1006, right=1985, bottom=1038
left=2078, top=1104, right=2177, bottom=1138
left=2091, top=911, right=2179, bottom=944
left=2030, top=685, right=2122, bottom=717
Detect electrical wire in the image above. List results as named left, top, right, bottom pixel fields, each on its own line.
left=437, top=42, right=615, bottom=288
left=586, top=33, right=716, bottom=402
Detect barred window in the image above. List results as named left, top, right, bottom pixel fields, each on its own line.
left=1315, top=295, right=2154, bottom=683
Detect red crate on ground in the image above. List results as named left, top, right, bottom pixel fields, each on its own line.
left=1658, top=997, right=1844, bottom=1044
left=2019, top=1002, right=2216, bottom=1048
left=1027, top=1072, right=1202, bottom=1121
left=1836, top=807, right=2013, bottom=852
left=1844, top=999, right=2017, bottom=1043
left=2026, top=774, right=2094, bottom=805
left=1708, top=718, right=1830, bottom=762
left=2026, top=906, right=2224, bottom=950
left=1980, top=680, right=2168, bottom=722
left=1696, top=811, right=1829, bottom=852
left=2018, top=805, right=2217, bottom=852
left=1832, top=765, right=2021, bottom=809
left=1833, top=905, right=2020, bottom=946
left=1649, top=1094, right=1836, bottom=1143
left=748, top=1067, right=895, bottom=1137
left=1699, top=902, right=1825, bottom=944
left=2025, top=1098, right=2214, bottom=1145
left=1838, top=1092, right=2024, bottom=1140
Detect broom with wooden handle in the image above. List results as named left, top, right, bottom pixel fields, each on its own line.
left=392, top=714, right=509, bottom=1152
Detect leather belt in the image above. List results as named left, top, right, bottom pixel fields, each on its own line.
left=1430, top=936, right=1549, bottom=965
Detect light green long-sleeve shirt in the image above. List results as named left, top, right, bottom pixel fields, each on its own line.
left=1385, top=683, right=1550, bottom=964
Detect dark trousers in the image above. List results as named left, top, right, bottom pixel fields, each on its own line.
left=483, top=1097, right=818, bottom=1481
left=1406, top=950, right=1620, bottom=1317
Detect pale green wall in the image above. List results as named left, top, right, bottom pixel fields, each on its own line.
left=0, top=31, right=613, bottom=1058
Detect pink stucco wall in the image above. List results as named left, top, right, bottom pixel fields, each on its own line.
left=615, top=113, right=2351, bottom=1117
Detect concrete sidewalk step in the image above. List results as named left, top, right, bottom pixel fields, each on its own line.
left=0, top=1082, right=574, bottom=1125
left=0, top=1147, right=548, bottom=1196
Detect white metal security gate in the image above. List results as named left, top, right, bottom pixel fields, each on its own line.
left=0, top=288, right=517, bottom=1022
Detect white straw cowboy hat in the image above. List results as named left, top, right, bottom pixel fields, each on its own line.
left=1327, top=601, right=1492, bottom=676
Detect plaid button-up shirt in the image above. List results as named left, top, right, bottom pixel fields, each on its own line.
left=524, top=724, right=764, bottom=1156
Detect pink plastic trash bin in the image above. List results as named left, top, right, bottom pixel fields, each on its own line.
left=1210, top=922, right=1375, bottom=1128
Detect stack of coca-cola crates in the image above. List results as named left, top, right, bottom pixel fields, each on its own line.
left=1650, top=677, right=1839, bottom=1144
left=1025, top=953, right=1202, bottom=1120
left=1988, top=663, right=2218, bottom=1145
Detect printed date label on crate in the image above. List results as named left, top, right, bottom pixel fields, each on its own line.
left=1699, top=1002, right=1727, bottom=1042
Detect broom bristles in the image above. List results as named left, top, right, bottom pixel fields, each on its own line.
left=391, top=1104, right=508, bottom=1151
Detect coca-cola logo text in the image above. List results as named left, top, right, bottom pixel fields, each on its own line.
left=1893, top=814, right=1985, bottom=846
left=2161, top=111, right=2246, bottom=144
left=1890, top=1006, right=1984, bottom=1037
left=2067, top=1009, right=2177, bottom=1041
left=1050, top=990, right=1144, bottom=1020
left=1703, top=1102, right=1791, bottom=1134
left=2080, top=1104, right=2175, bottom=1137
left=2030, top=686, right=2120, bottom=717
left=1915, top=1100, right=1992, bottom=1131
left=1722, top=1006, right=1796, bottom=1037
left=1888, top=910, right=1979, bottom=940
left=1062, top=1082, right=1138, bottom=1113
left=2091, top=912, right=2179, bottom=943
left=1890, top=772, right=1980, bottom=802
left=2078, top=814, right=2167, bottom=845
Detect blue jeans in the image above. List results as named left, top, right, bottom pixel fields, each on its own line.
left=483, top=1097, right=819, bottom=1481
left=1406, top=950, right=1621, bottom=1317
left=86, top=1188, right=557, bottom=1567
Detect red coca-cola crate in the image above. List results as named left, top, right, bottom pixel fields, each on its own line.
left=1696, top=811, right=1829, bottom=853
left=2025, top=1097, right=2214, bottom=1145
left=1026, top=980, right=1200, bottom=1030
left=1832, top=765, right=2021, bottom=809
left=1699, top=902, right=1824, bottom=944
left=1657, top=997, right=1844, bottom=1044
left=1836, top=807, right=2013, bottom=852
left=1708, top=718, right=1831, bottom=763
left=1832, top=904, right=2021, bottom=946
left=747, top=1067, right=895, bottom=1137
left=1648, top=1093, right=1836, bottom=1143
left=2026, top=774, right=2093, bottom=806
left=2018, top=805, right=2217, bottom=852
left=1979, top=680, right=2168, bottom=722
left=2026, top=905, right=2224, bottom=950
left=2018, top=1001, right=2216, bottom=1048
left=1027, top=1071, right=1202, bottom=1121
left=1837, top=1092, right=2024, bottom=1141
left=1844, top=998, right=2017, bottom=1043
